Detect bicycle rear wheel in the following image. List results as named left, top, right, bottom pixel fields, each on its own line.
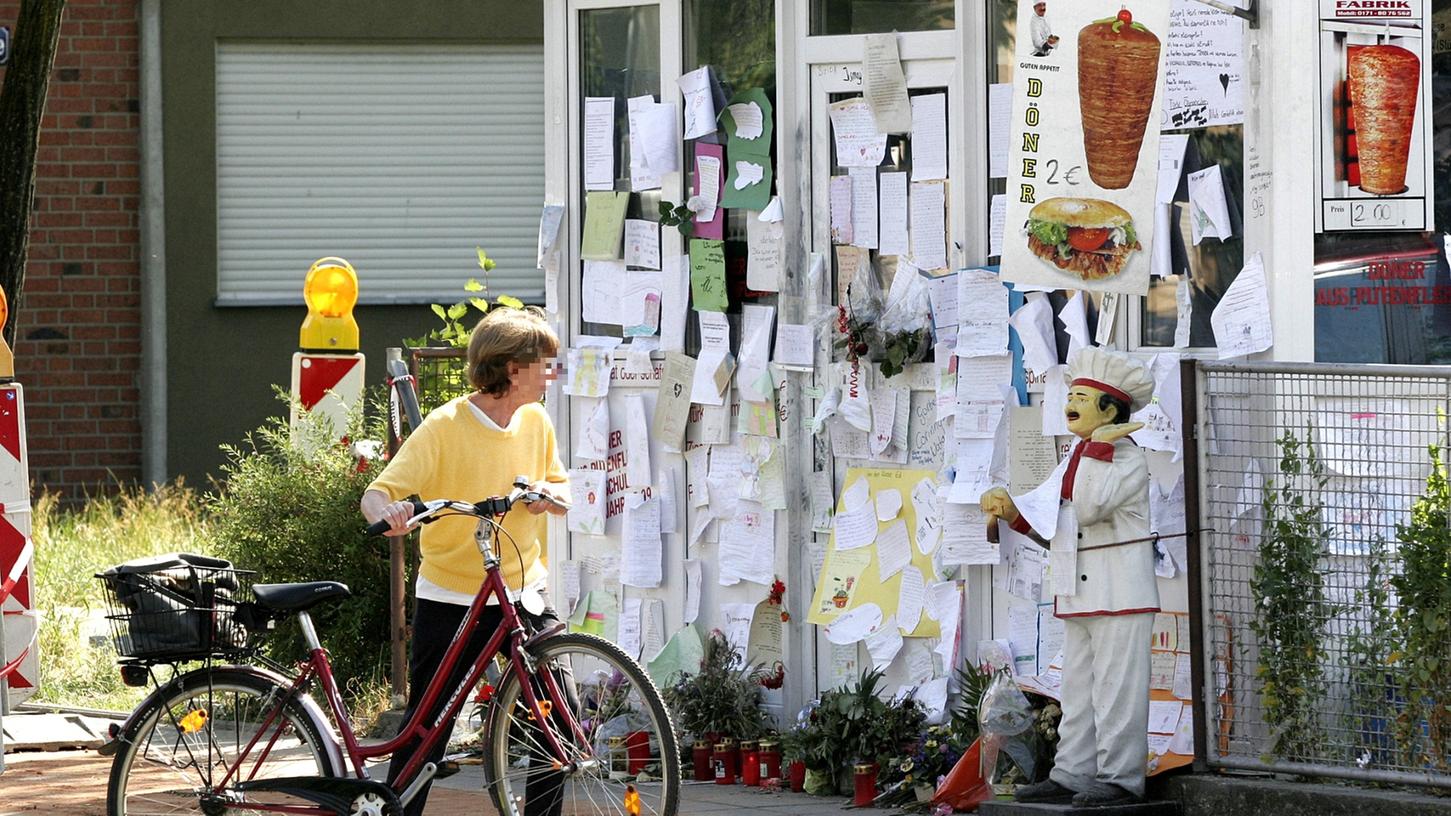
left=486, top=632, right=679, bottom=816
left=107, top=667, right=337, bottom=815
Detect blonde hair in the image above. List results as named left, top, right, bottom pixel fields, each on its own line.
left=466, top=307, right=559, bottom=397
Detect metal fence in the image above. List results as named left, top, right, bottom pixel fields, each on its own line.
left=1190, top=360, right=1451, bottom=788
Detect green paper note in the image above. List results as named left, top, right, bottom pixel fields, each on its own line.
left=567, top=590, right=619, bottom=642
left=721, top=152, right=774, bottom=211
left=689, top=238, right=728, bottom=312
left=581, top=191, right=630, bottom=260
left=646, top=624, right=704, bottom=689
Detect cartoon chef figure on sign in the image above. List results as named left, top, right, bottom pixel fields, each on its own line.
left=980, top=347, right=1158, bottom=808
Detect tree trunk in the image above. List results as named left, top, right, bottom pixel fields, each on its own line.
left=0, top=0, right=66, bottom=347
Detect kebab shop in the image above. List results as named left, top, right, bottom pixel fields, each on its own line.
left=534, top=0, right=1430, bottom=729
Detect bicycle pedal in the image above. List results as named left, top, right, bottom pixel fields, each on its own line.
left=435, top=760, right=461, bottom=779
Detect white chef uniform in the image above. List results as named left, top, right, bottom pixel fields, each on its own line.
left=1009, top=349, right=1158, bottom=798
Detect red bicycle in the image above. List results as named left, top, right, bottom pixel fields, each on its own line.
left=98, top=477, right=679, bottom=816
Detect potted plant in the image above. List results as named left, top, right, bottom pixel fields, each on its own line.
left=662, top=630, right=769, bottom=781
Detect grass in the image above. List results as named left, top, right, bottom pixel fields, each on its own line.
left=30, top=483, right=214, bottom=712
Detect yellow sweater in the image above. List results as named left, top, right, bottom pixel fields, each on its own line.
left=367, top=397, right=569, bottom=595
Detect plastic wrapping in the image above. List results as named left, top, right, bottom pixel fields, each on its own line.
left=976, top=669, right=1039, bottom=784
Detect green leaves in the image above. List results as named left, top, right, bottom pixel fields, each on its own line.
left=404, top=249, right=529, bottom=350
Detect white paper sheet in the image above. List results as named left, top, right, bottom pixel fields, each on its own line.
left=912, top=477, right=942, bottom=554
left=566, top=469, right=607, bottom=535
left=1148, top=700, right=1184, bottom=734
left=618, top=596, right=643, bottom=657
left=1059, top=293, right=1092, bottom=357
left=842, top=475, right=871, bottom=512
left=1168, top=705, right=1194, bottom=755
left=876, top=519, right=912, bottom=580
left=927, top=271, right=959, bottom=331
left=684, top=559, right=702, bottom=623
left=941, top=502, right=998, bottom=566
left=659, top=255, right=689, bottom=352
left=737, top=303, right=776, bottom=403
left=719, top=501, right=776, bottom=587
left=865, top=617, right=905, bottom=670
left=829, top=98, right=888, bottom=168
left=624, top=393, right=653, bottom=491
left=954, top=355, right=1012, bottom=438
left=584, top=97, right=615, bottom=190
left=1188, top=165, right=1234, bottom=244
left=677, top=67, right=717, bottom=140
left=1157, top=134, right=1190, bottom=204
left=773, top=323, right=815, bottom=369
left=833, top=498, right=878, bottom=551
left=654, top=353, right=694, bottom=453
left=747, top=215, right=784, bottom=292
left=561, top=559, right=581, bottom=612
left=990, top=193, right=1008, bottom=258
left=627, top=96, right=662, bottom=191
left=622, top=495, right=663, bottom=588
left=575, top=396, right=610, bottom=461
left=726, top=100, right=764, bottom=140
left=956, top=269, right=1010, bottom=358
left=909, top=181, right=948, bottom=270
left=988, top=83, right=1012, bottom=179
left=536, top=203, right=565, bottom=268
left=582, top=260, right=625, bottom=325
left=1010, top=292, right=1056, bottom=374
left=862, top=33, right=912, bottom=132
left=1040, top=365, right=1070, bottom=436
left=875, top=488, right=903, bottom=522
left=897, top=566, right=925, bottom=634
left=910, top=93, right=947, bottom=181
left=869, top=387, right=899, bottom=458
left=946, top=438, right=995, bottom=504
left=829, top=175, right=854, bottom=244
left=825, top=602, right=884, bottom=645
left=1011, top=455, right=1070, bottom=539
left=1211, top=252, right=1273, bottom=359
left=879, top=171, right=909, bottom=257
left=1173, top=276, right=1193, bottom=349
left=1001, top=529, right=1046, bottom=602
left=849, top=167, right=879, bottom=249
left=926, top=581, right=962, bottom=666
left=639, top=100, right=680, bottom=174
left=1164, top=0, right=1245, bottom=129
left=624, top=219, right=660, bottom=270
left=696, top=153, right=722, bottom=222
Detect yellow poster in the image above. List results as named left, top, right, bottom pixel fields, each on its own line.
left=807, top=467, right=941, bottom=638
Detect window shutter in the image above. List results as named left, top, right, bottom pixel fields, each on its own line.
left=216, top=42, right=546, bottom=305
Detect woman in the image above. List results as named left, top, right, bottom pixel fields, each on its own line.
left=361, top=306, right=571, bottom=815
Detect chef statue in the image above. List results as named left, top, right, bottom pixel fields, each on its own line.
left=979, top=347, right=1158, bottom=808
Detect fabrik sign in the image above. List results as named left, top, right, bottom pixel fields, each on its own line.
left=1335, top=1, right=1414, bottom=17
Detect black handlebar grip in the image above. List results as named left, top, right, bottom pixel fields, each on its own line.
left=366, top=500, right=428, bottom=536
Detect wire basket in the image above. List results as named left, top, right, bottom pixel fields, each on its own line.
left=97, top=553, right=256, bottom=662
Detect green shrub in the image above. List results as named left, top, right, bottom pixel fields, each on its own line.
left=207, top=389, right=396, bottom=695
left=31, top=483, right=212, bottom=711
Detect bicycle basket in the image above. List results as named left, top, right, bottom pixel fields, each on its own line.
left=97, top=553, right=256, bottom=661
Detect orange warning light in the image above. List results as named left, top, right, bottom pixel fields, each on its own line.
left=300, top=257, right=360, bottom=351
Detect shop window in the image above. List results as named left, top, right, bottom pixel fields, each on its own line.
left=681, top=0, right=777, bottom=353
left=1311, top=12, right=1451, bottom=364
left=810, top=0, right=953, bottom=36
left=577, top=5, right=661, bottom=338
left=987, top=1, right=1244, bottom=351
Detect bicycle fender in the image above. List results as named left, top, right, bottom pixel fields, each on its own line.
left=96, top=664, right=346, bottom=774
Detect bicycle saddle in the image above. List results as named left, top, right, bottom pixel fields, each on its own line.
left=252, top=581, right=351, bottom=612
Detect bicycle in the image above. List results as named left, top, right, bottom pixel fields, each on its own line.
left=97, top=477, right=679, bottom=816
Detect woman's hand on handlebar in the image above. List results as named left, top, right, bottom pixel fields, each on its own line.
left=524, top=481, right=571, bottom=516
left=378, top=499, right=424, bottom=533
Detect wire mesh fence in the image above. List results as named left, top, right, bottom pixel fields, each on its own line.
left=410, top=346, right=470, bottom=417
left=1193, top=361, right=1451, bottom=788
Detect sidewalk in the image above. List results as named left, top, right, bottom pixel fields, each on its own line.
left=0, top=748, right=908, bottom=815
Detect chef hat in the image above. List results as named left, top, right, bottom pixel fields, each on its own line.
left=1066, top=347, right=1155, bottom=413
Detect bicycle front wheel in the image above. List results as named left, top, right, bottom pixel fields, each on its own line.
left=486, top=632, right=679, bottom=816
left=106, top=667, right=338, bottom=816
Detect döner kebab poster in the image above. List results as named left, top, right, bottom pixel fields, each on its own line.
left=1002, top=1, right=1171, bottom=296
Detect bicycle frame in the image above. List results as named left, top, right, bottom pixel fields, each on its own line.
left=210, top=513, right=586, bottom=813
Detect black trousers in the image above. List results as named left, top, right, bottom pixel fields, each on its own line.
left=387, top=597, right=570, bottom=816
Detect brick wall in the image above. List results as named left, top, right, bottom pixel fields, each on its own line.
left=0, top=0, right=143, bottom=499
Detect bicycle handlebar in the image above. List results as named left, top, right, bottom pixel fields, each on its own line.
left=365, top=476, right=572, bottom=537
